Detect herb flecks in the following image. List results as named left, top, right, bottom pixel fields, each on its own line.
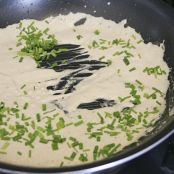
left=120, top=81, right=144, bottom=105
left=88, top=38, right=135, bottom=50
left=143, top=66, right=166, bottom=78
left=16, top=22, right=66, bottom=68
left=94, top=29, right=100, bottom=35
left=76, top=35, right=83, bottom=40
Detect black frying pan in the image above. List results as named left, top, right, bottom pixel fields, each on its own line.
left=0, top=0, right=174, bottom=173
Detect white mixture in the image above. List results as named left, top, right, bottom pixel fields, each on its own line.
left=0, top=13, right=170, bottom=167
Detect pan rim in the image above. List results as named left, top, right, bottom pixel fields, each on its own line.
left=0, top=0, right=174, bottom=173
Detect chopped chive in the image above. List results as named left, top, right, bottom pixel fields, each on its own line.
left=28, top=150, right=32, bottom=158
left=99, top=56, right=105, bottom=60
left=94, top=29, right=100, bottom=35
left=60, top=161, right=64, bottom=167
left=135, top=80, right=142, bottom=85
left=65, top=122, right=73, bottom=127
left=156, top=101, right=161, bottom=105
left=113, top=51, right=124, bottom=56
left=52, top=113, right=59, bottom=117
left=43, top=28, right=49, bottom=34
left=107, top=59, right=112, bottom=66
left=79, top=153, right=88, bottom=162
left=50, top=50, right=57, bottom=57
left=31, top=121, right=36, bottom=129
left=45, top=20, right=49, bottom=24
left=97, top=112, right=104, bottom=124
left=143, top=66, right=166, bottom=78
left=118, top=96, right=131, bottom=102
left=137, top=40, right=143, bottom=44
left=20, top=84, right=26, bottom=89
left=92, top=40, right=99, bottom=48
left=67, top=142, right=71, bottom=148
left=126, top=133, right=133, bottom=141
left=22, top=114, right=31, bottom=121
left=77, top=115, right=82, bottom=119
left=104, top=131, right=120, bottom=136
left=76, top=35, right=83, bottom=40
left=138, top=54, right=141, bottom=58
left=74, top=120, right=84, bottom=127
left=93, top=146, right=99, bottom=160
left=129, top=67, right=136, bottom=72
left=14, top=101, right=19, bottom=107
left=83, top=149, right=90, bottom=152
left=43, top=109, right=56, bottom=115
left=117, top=69, right=121, bottom=76
left=16, top=22, right=58, bottom=67
left=64, top=152, right=77, bottom=161
left=109, top=144, right=121, bottom=154
left=23, top=103, right=29, bottom=110
left=123, top=57, right=130, bottom=65
left=23, top=90, right=28, bottom=95
left=40, top=138, right=48, bottom=144
left=152, top=87, right=164, bottom=96
left=17, top=151, right=22, bottom=156
left=42, top=104, right=47, bottom=111
left=19, top=57, right=24, bottom=62
left=131, top=34, right=136, bottom=40
left=0, top=151, right=7, bottom=155
left=56, top=117, right=65, bottom=130
left=1, top=142, right=10, bottom=150
left=36, top=113, right=41, bottom=122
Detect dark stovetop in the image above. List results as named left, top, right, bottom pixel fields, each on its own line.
left=116, top=134, right=174, bottom=174
left=163, top=0, right=174, bottom=6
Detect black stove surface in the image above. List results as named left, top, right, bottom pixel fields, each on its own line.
left=115, top=134, right=174, bottom=174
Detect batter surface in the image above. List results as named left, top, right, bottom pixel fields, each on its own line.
left=0, top=13, right=169, bottom=167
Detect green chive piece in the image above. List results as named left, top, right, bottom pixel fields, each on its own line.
left=28, top=150, right=32, bottom=158
left=23, top=103, right=29, bottom=110
left=129, top=67, right=136, bottom=72
left=99, top=56, right=105, bottom=60
left=107, top=59, right=112, bottom=66
left=74, top=120, right=84, bottom=127
left=42, top=104, right=47, bottom=111
left=64, top=152, right=77, bottom=161
left=0, top=151, right=7, bottom=155
left=1, top=142, right=10, bottom=150
left=79, top=153, right=88, bottom=162
left=93, top=146, right=99, bottom=160
left=156, top=101, right=161, bottom=105
left=19, top=57, right=24, bottom=62
left=60, top=161, right=64, bottom=167
left=76, top=35, right=83, bottom=40
left=17, top=151, right=22, bottom=156
left=23, top=90, right=28, bottom=95
left=94, top=29, right=100, bottom=35
left=123, top=57, right=130, bottom=65
left=56, top=117, right=65, bottom=130
left=20, top=84, right=26, bottom=89
left=36, top=113, right=41, bottom=122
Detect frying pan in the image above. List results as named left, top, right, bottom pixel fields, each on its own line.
left=0, top=0, right=174, bottom=173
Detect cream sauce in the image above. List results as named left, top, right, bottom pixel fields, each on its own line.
left=0, top=13, right=170, bottom=167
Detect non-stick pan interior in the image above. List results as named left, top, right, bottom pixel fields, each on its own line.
left=0, top=0, right=174, bottom=173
